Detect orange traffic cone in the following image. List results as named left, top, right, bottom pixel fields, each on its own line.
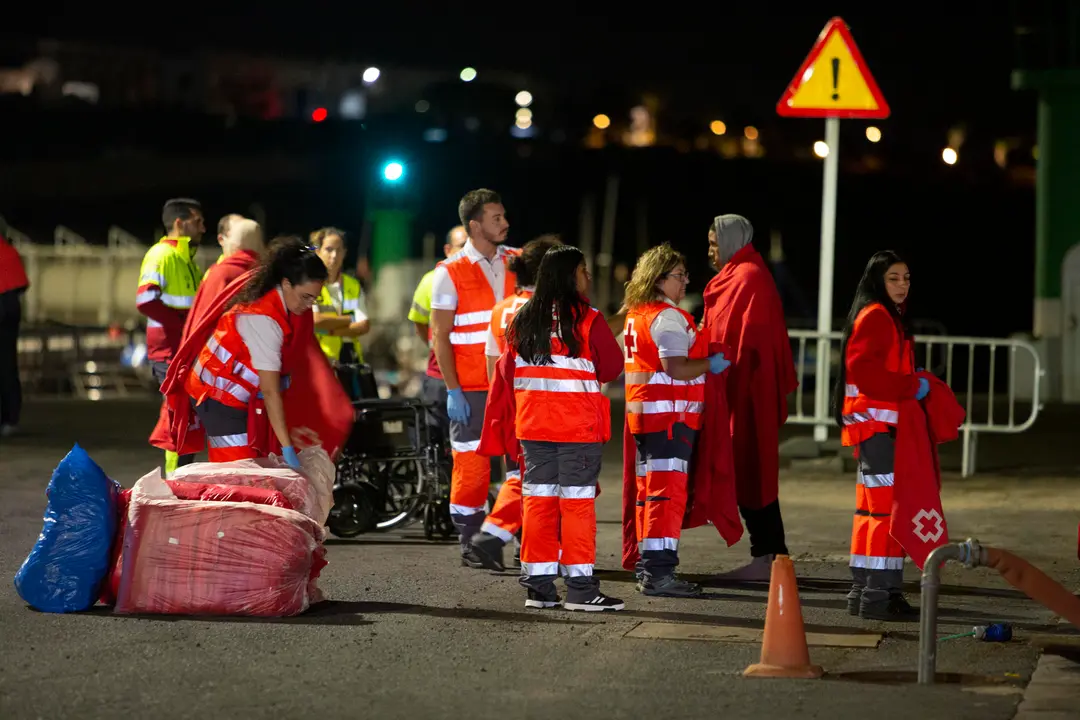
left=743, top=554, right=824, bottom=679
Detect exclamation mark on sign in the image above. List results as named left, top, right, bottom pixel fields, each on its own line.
left=831, top=57, right=840, bottom=101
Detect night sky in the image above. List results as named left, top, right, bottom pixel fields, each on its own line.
left=9, top=3, right=1031, bottom=134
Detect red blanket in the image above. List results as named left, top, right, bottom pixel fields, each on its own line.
left=620, top=341, right=743, bottom=571
left=477, top=350, right=522, bottom=466
left=702, top=246, right=797, bottom=510
left=890, top=372, right=965, bottom=569
left=149, top=270, right=353, bottom=461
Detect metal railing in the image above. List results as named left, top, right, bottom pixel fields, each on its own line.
left=787, top=329, right=1045, bottom=477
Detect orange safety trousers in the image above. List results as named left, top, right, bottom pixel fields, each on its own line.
left=449, top=390, right=493, bottom=550
left=633, top=422, right=696, bottom=578
left=519, top=440, right=602, bottom=583
left=850, top=432, right=905, bottom=572
left=480, top=458, right=522, bottom=543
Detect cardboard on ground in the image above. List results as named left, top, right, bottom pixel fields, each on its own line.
left=777, top=16, right=890, bottom=119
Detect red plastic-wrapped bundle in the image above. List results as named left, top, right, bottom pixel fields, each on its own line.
left=114, top=470, right=327, bottom=617
left=167, top=448, right=334, bottom=525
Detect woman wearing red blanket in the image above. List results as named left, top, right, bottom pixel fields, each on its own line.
left=833, top=251, right=927, bottom=621
left=184, top=237, right=328, bottom=469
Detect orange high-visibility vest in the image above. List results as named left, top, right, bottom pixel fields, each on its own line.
left=841, top=303, right=915, bottom=446
left=623, top=300, right=706, bottom=435
left=185, top=289, right=294, bottom=410
left=490, top=288, right=533, bottom=355
left=440, top=248, right=519, bottom=391
left=513, top=306, right=610, bottom=443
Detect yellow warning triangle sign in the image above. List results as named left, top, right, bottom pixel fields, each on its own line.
left=777, top=17, right=890, bottom=119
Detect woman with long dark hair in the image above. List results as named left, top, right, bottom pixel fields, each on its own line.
left=833, top=250, right=928, bottom=621
left=621, top=243, right=729, bottom=598
left=506, top=245, right=624, bottom=611
left=185, top=236, right=329, bottom=469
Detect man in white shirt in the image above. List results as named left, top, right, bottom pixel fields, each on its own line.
left=429, top=189, right=519, bottom=566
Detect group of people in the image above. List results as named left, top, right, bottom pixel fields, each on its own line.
left=129, top=189, right=931, bottom=621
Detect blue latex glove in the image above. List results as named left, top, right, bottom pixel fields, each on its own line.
left=447, top=388, right=471, bottom=424
left=282, top=445, right=302, bottom=471
left=915, top=377, right=930, bottom=401
left=708, top=352, right=731, bottom=374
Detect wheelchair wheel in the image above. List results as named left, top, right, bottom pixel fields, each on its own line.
left=335, top=454, right=425, bottom=532
left=328, top=484, right=378, bottom=538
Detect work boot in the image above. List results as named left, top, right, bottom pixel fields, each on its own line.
left=860, top=593, right=919, bottom=621
left=846, top=587, right=863, bottom=616
left=461, top=550, right=487, bottom=569
left=712, top=554, right=775, bottom=582
left=469, top=532, right=506, bottom=571
left=564, top=591, right=625, bottom=612
left=637, top=574, right=703, bottom=598
left=524, top=589, right=561, bottom=609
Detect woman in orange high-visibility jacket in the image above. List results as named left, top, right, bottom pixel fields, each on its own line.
left=506, top=245, right=624, bottom=611
left=185, top=237, right=328, bottom=470
left=470, top=234, right=564, bottom=572
left=833, top=250, right=927, bottom=621
left=622, top=244, right=730, bottom=598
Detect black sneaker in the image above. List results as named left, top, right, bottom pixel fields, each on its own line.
left=469, top=532, right=506, bottom=571
left=637, top=575, right=703, bottom=598
left=564, top=592, right=625, bottom=612
left=860, top=593, right=919, bottom=621
left=846, top=588, right=863, bottom=616
left=525, top=590, right=561, bottom=609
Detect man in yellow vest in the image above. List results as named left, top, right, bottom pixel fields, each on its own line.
left=136, top=198, right=204, bottom=475
left=312, top=227, right=370, bottom=368
left=409, top=225, right=468, bottom=435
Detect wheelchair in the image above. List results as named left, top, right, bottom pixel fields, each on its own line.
left=326, top=363, right=496, bottom=541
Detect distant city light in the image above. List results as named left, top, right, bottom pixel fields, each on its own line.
left=710, top=120, right=727, bottom=136
left=363, top=67, right=380, bottom=84
left=744, top=125, right=759, bottom=141
left=415, top=100, right=430, bottom=113
left=460, top=67, right=477, bottom=82
left=866, top=126, right=882, bottom=143
left=311, top=107, right=328, bottom=122
left=516, top=116, right=532, bottom=130
left=593, top=114, right=611, bottom=129
left=516, top=108, right=532, bottom=122
left=383, top=161, right=404, bottom=182
left=942, top=147, right=958, bottom=165
left=515, top=90, right=533, bottom=107
left=813, top=141, right=829, bottom=158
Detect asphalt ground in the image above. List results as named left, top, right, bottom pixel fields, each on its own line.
left=1, top=398, right=1078, bottom=719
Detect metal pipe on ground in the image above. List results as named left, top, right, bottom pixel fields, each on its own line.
left=918, top=538, right=1080, bottom=685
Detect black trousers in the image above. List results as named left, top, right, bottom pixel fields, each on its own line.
left=0, top=293, right=22, bottom=427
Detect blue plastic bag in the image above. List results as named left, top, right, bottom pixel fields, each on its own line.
left=14, top=443, right=121, bottom=613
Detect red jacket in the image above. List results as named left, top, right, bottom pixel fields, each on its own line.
left=184, top=250, right=260, bottom=341
left=149, top=271, right=354, bottom=460
left=890, top=372, right=965, bottom=569
left=0, top=236, right=29, bottom=295
left=620, top=339, right=743, bottom=571
left=478, top=350, right=523, bottom=466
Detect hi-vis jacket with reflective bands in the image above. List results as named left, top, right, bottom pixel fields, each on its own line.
left=184, top=289, right=294, bottom=410
left=841, top=302, right=920, bottom=447
left=514, top=306, right=611, bottom=443
left=490, top=288, right=534, bottom=355
left=314, top=274, right=365, bottom=364
left=136, top=236, right=201, bottom=363
left=623, top=301, right=707, bottom=435
left=439, top=247, right=520, bottom=391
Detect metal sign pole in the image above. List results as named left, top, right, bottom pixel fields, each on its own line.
left=814, top=116, right=840, bottom=442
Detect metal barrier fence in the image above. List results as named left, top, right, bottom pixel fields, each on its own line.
left=787, top=329, right=1045, bottom=477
